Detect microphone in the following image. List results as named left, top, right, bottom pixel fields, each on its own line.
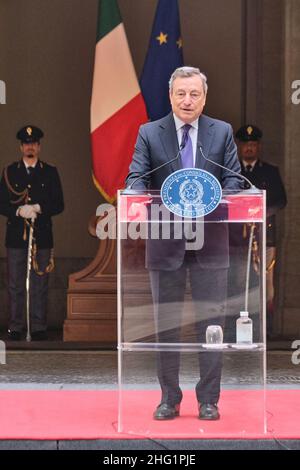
left=198, top=143, right=256, bottom=190
left=124, top=141, right=186, bottom=194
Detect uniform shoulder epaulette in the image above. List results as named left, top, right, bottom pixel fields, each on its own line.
left=260, top=160, right=278, bottom=169
left=3, top=163, right=28, bottom=204
left=39, top=160, right=56, bottom=170
left=6, top=161, right=20, bottom=169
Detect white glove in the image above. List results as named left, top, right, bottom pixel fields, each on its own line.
left=32, top=204, right=41, bottom=214
left=17, top=204, right=38, bottom=220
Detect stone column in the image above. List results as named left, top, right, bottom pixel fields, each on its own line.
left=245, top=0, right=288, bottom=336
left=277, top=0, right=300, bottom=337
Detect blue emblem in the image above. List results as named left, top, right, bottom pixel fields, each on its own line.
left=161, top=169, right=222, bottom=218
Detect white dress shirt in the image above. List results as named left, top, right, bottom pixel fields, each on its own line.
left=242, top=160, right=257, bottom=171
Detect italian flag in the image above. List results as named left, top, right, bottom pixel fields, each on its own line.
left=90, top=0, right=148, bottom=203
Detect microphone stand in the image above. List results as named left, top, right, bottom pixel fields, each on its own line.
left=244, top=223, right=256, bottom=313
left=198, top=143, right=257, bottom=318
left=124, top=144, right=185, bottom=194
left=198, top=144, right=255, bottom=190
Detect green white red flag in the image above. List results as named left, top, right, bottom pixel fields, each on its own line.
left=90, top=0, right=148, bottom=202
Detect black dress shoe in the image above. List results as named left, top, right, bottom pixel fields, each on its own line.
left=153, top=403, right=180, bottom=420
left=198, top=403, right=220, bottom=420
left=8, top=330, right=22, bottom=341
left=31, top=331, right=48, bottom=341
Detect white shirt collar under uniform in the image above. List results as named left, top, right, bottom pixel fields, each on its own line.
left=23, top=160, right=37, bottom=169
left=242, top=160, right=257, bottom=171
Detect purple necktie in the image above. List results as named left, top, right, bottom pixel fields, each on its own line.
left=180, top=124, right=194, bottom=168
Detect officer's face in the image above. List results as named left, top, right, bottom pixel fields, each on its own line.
left=20, top=142, right=41, bottom=159
left=170, top=75, right=206, bottom=123
left=238, top=141, right=261, bottom=161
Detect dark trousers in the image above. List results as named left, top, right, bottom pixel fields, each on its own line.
left=150, top=252, right=227, bottom=406
left=7, top=248, right=50, bottom=332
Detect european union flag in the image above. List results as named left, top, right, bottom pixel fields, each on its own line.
left=140, top=0, right=184, bottom=121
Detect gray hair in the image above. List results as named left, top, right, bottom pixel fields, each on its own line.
left=169, top=66, right=208, bottom=95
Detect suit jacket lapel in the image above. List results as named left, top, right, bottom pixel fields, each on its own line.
left=158, top=113, right=182, bottom=173
left=196, top=114, right=215, bottom=169
left=158, top=113, right=216, bottom=173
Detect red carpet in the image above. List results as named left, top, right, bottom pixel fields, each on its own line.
left=0, top=389, right=299, bottom=440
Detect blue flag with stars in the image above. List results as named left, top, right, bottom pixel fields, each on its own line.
left=140, top=0, right=183, bottom=121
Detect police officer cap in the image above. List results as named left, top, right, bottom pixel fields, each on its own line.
left=16, top=125, right=44, bottom=144
left=235, top=125, right=263, bottom=142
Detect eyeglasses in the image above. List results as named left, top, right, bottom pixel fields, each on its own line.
left=174, top=91, right=203, bottom=102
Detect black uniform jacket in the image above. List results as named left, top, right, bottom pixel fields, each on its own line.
left=0, top=160, right=64, bottom=248
left=230, top=160, right=287, bottom=247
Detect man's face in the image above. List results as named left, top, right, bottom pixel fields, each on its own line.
left=169, top=75, right=206, bottom=123
left=238, top=141, right=261, bottom=162
left=20, top=142, right=40, bottom=159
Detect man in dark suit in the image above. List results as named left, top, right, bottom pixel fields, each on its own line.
left=0, top=125, right=64, bottom=341
left=126, top=67, right=243, bottom=420
left=234, top=125, right=287, bottom=332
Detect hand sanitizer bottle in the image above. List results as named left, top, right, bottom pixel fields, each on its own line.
left=236, top=311, right=253, bottom=344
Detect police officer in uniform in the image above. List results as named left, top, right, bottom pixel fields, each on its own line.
left=0, top=126, right=64, bottom=340
left=235, top=125, right=287, bottom=331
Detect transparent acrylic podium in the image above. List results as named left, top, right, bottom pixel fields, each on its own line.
left=117, top=189, right=266, bottom=437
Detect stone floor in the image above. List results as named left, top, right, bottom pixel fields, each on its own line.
left=0, top=350, right=299, bottom=389
left=0, top=350, right=299, bottom=450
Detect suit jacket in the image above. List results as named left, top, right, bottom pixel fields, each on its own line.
left=0, top=160, right=64, bottom=248
left=126, top=113, right=243, bottom=271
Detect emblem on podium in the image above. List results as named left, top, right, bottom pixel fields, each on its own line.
left=161, top=168, right=222, bottom=218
